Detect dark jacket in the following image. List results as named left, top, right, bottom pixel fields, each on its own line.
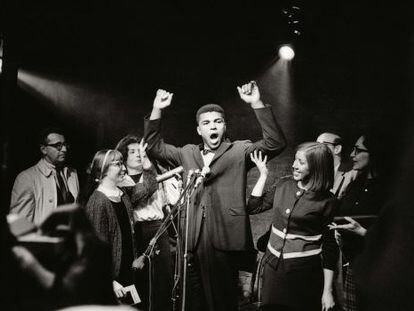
left=337, top=173, right=383, bottom=263
left=144, top=105, right=286, bottom=251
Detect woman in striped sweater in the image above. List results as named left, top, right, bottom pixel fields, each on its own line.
left=248, top=143, right=338, bottom=311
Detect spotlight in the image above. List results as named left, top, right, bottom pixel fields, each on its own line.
left=278, top=45, right=295, bottom=60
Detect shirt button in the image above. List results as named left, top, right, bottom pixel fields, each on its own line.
left=282, top=228, right=287, bottom=233
left=49, top=199, right=53, bottom=203
left=355, top=201, right=359, bottom=205
left=364, top=189, right=368, bottom=192
left=286, top=209, right=291, bottom=214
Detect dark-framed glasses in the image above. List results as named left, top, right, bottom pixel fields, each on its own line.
left=110, top=160, right=123, bottom=167
left=46, top=142, right=70, bottom=151
left=321, top=141, right=338, bottom=147
left=352, top=146, right=369, bottom=155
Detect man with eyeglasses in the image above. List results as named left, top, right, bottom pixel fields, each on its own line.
left=10, top=128, right=79, bottom=225
left=316, top=132, right=357, bottom=199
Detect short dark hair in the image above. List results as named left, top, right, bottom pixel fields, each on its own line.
left=296, top=142, right=334, bottom=192
left=38, top=127, right=65, bottom=146
left=356, top=130, right=383, bottom=175
left=115, top=135, right=141, bottom=161
left=196, top=104, right=225, bottom=123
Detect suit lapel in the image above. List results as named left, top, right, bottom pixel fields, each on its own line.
left=210, top=141, right=232, bottom=165
left=193, top=146, right=205, bottom=169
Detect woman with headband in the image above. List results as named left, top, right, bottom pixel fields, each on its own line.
left=84, top=141, right=157, bottom=303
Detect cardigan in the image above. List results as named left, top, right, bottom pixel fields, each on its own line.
left=248, top=177, right=338, bottom=270
left=84, top=167, right=157, bottom=277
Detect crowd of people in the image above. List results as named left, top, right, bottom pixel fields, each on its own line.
left=3, top=81, right=390, bottom=311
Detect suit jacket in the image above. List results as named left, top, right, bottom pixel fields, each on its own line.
left=144, top=105, right=286, bottom=251
left=333, top=162, right=357, bottom=199
left=10, top=158, right=79, bottom=225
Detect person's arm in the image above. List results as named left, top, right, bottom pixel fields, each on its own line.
left=250, top=150, right=268, bottom=197
left=84, top=195, right=111, bottom=243
left=237, top=81, right=287, bottom=162
left=321, top=198, right=338, bottom=310
left=113, top=280, right=127, bottom=299
left=144, top=89, right=183, bottom=167
left=130, top=139, right=158, bottom=204
left=247, top=151, right=277, bottom=215
left=12, top=246, right=55, bottom=289
left=328, top=216, right=367, bottom=236
left=10, top=172, right=35, bottom=223
left=321, top=268, right=335, bottom=310
left=149, top=89, right=173, bottom=120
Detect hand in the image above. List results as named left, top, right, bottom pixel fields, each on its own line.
left=132, top=255, right=146, bottom=270
left=250, top=150, right=268, bottom=176
left=328, top=217, right=367, bottom=236
left=112, top=280, right=127, bottom=299
left=237, top=81, right=262, bottom=106
left=321, top=290, right=335, bottom=310
left=153, top=89, right=173, bottom=110
left=138, top=139, right=152, bottom=170
left=332, top=226, right=343, bottom=247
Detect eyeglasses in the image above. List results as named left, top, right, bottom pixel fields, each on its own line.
left=352, top=146, right=369, bottom=155
left=46, top=142, right=70, bottom=151
left=110, top=160, right=123, bottom=167
left=321, top=141, right=338, bottom=147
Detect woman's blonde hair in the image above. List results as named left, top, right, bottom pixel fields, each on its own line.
left=296, top=142, right=334, bottom=192
left=89, top=149, right=123, bottom=183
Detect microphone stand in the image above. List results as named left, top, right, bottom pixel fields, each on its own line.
left=137, top=172, right=199, bottom=311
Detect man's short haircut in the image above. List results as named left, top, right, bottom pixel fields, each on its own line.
left=196, top=104, right=225, bottom=123
left=38, top=127, right=65, bottom=146
left=318, top=132, right=343, bottom=146
left=115, top=135, right=141, bottom=161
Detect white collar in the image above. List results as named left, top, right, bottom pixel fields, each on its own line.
left=97, top=185, right=123, bottom=202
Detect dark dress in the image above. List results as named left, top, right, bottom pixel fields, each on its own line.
left=123, top=173, right=173, bottom=311
left=336, top=172, right=384, bottom=311
left=248, top=178, right=338, bottom=311
left=112, top=200, right=135, bottom=286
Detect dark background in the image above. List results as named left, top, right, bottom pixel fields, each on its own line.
left=1, top=0, right=412, bottom=219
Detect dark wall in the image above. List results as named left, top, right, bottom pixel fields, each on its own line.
left=1, top=1, right=411, bottom=216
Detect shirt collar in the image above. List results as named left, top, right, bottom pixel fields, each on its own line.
left=37, top=158, right=56, bottom=177
left=97, top=185, right=123, bottom=202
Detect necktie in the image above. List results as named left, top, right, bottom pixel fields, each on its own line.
left=56, top=169, right=75, bottom=205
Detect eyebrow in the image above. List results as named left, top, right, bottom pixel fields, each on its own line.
left=201, top=118, right=224, bottom=123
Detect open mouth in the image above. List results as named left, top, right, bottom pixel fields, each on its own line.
left=210, top=133, right=219, bottom=140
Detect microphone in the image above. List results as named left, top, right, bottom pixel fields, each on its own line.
left=156, top=166, right=184, bottom=183
left=185, top=169, right=196, bottom=187
left=194, top=166, right=211, bottom=189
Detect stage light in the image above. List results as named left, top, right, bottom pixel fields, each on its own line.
left=282, top=4, right=303, bottom=38
left=278, top=45, right=295, bottom=60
